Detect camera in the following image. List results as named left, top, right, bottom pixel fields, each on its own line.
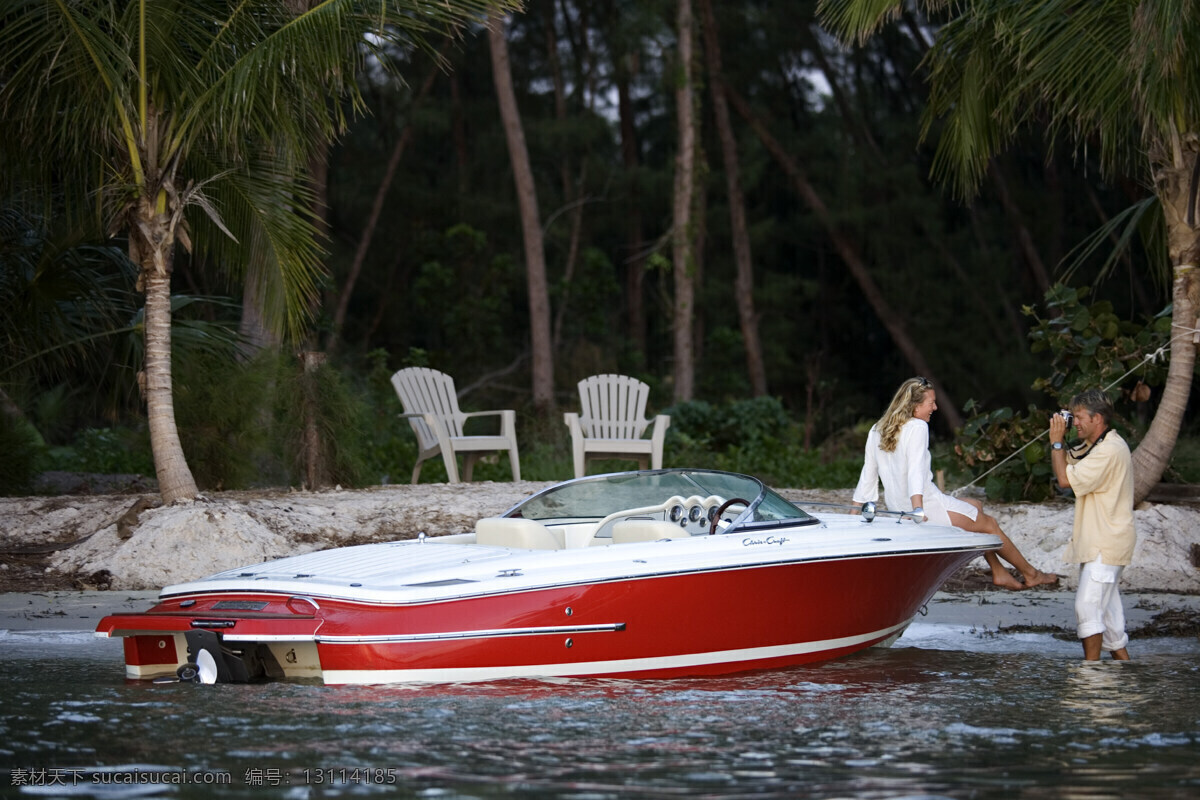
left=1058, top=409, right=1073, bottom=426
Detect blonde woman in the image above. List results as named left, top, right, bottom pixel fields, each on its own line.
left=853, top=377, right=1058, bottom=590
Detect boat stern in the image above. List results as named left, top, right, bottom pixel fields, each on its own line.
left=96, top=594, right=326, bottom=683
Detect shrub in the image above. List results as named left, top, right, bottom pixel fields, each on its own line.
left=46, top=426, right=153, bottom=476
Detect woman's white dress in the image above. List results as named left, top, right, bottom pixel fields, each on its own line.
left=852, top=418, right=977, bottom=526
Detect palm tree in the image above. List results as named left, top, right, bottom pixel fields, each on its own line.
left=819, top=0, right=1199, bottom=503
left=0, top=0, right=513, bottom=502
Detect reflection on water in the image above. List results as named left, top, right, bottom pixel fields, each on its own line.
left=1, top=627, right=1198, bottom=798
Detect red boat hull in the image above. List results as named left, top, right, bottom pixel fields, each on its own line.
left=98, top=549, right=968, bottom=684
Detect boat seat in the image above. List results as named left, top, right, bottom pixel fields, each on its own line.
left=475, top=518, right=564, bottom=550
left=610, top=519, right=692, bottom=544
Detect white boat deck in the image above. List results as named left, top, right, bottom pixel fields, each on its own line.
left=161, top=514, right=999, bottom=606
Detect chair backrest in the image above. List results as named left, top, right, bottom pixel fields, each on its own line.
left=391, top=368, right=466, bottom=447
left=577, top=374, right=650, bottom=439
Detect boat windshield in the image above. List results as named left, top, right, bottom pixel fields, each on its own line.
left=507, top=469, right=816, bottom=528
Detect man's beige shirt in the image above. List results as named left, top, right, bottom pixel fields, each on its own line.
left=1064, top=430, right=1136, bottom=565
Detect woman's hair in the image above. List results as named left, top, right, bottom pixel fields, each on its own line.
left=876, top=377, right=932, bottom=452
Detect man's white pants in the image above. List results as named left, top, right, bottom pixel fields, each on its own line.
left=1075, top=554, right=1128, bottom=651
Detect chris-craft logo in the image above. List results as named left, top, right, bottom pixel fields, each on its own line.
left=741, top=536, right=789, bottom=547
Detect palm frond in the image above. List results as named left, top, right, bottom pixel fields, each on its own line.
left=1, top=0, right=518, bottom=346
left=817, top=0, right=951, bottom=46
left=1057, top=195, right=1165, bottom=290
left=821, top=0, right=1200, bottom=198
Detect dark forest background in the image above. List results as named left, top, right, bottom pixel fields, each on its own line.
left=3, top=0, right=1196, bottom=497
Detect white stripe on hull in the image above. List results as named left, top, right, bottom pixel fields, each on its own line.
left=320, top=618, right=910, bottom=684
left=313, top=621, right=625, bottom=644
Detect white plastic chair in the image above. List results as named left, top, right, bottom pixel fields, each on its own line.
left=390, top=367, right=520, bottom=484
left=564, top=374, right=670, bottom=478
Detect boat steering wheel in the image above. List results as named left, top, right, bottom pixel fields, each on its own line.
left=709, top=498, right=750, bottom=535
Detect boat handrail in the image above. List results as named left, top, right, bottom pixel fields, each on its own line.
left=793, top=500, right=925, bottom=523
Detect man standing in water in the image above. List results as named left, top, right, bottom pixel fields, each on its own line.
left=1049, top=389, right=1136, bottom=661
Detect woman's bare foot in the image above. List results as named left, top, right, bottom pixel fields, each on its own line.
left=992, top=570, right=1026, bottom=590
left=1022, top=570, right=1060, bottom=589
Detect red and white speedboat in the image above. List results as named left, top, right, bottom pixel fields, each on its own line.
left=96, top=469, right=1000, bottom=684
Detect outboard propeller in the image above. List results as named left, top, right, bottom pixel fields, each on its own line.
left=196, top=649, right=220, bottom=685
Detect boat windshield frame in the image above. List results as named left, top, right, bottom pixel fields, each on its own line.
left=503, top=468, right=817, bottom=531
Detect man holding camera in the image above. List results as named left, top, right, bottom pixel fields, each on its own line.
left=1049, top=389, right=1136, bottom=661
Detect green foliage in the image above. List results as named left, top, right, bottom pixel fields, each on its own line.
left=955, top=283, right=1177, bottom=501
left=45, top=427, right=154, bottom=477
left=1025, top=284, right=1171, bottom=406
left=354, top=349, right=420, bottom=485
left=174, top=353, right=283, bottom=490
left=1164, top=433, right=1200, bottom=484
left=665, top=396, right=791, bottom=452
left=505, top=413, right=572, bottom=483
left=954, top=402, right=1056, bottom=502
left=0, top=412, right=43, bottom=496
left=663, top=396, right=861, bottom=488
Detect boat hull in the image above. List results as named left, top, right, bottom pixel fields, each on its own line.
left=99, top=548, right=969, bottom=684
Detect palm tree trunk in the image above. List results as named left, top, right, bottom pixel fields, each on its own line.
left=699, top=0, right=767, bottom=397
left=671, top=0, right=697, bottom=404
left=141, top=248, right=199, bottom=503
left=1131, top=145, right=1200, bottom=503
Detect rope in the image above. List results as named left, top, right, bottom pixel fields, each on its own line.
left=951, top=323, right=1200, bottom=494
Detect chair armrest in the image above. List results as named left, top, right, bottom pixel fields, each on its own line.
left=460, top=409, right=517, bottom=440
left=649, top=414, right=670, bottom=446
left=564, top=412, right=583, bottom=437
left=460, top=410, right=504, bottom=420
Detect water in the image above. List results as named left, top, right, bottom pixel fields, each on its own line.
left=2, top=626, right=1199, bottom=799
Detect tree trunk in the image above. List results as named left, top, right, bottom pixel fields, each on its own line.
left=489, top=12, right=556, bottom=412
left=671, top=0, right=697, bottom=404
left=138, top=225, right=199, bottom=502
left=725, top=84, right=964, bottom=430
left=1130, top=143, right=1200, bottom=504
left=699, top=0, right=767, bottom=397
left=238, top=278, right=280, bottom=358
left=301, top=350, right=328, bottom=490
